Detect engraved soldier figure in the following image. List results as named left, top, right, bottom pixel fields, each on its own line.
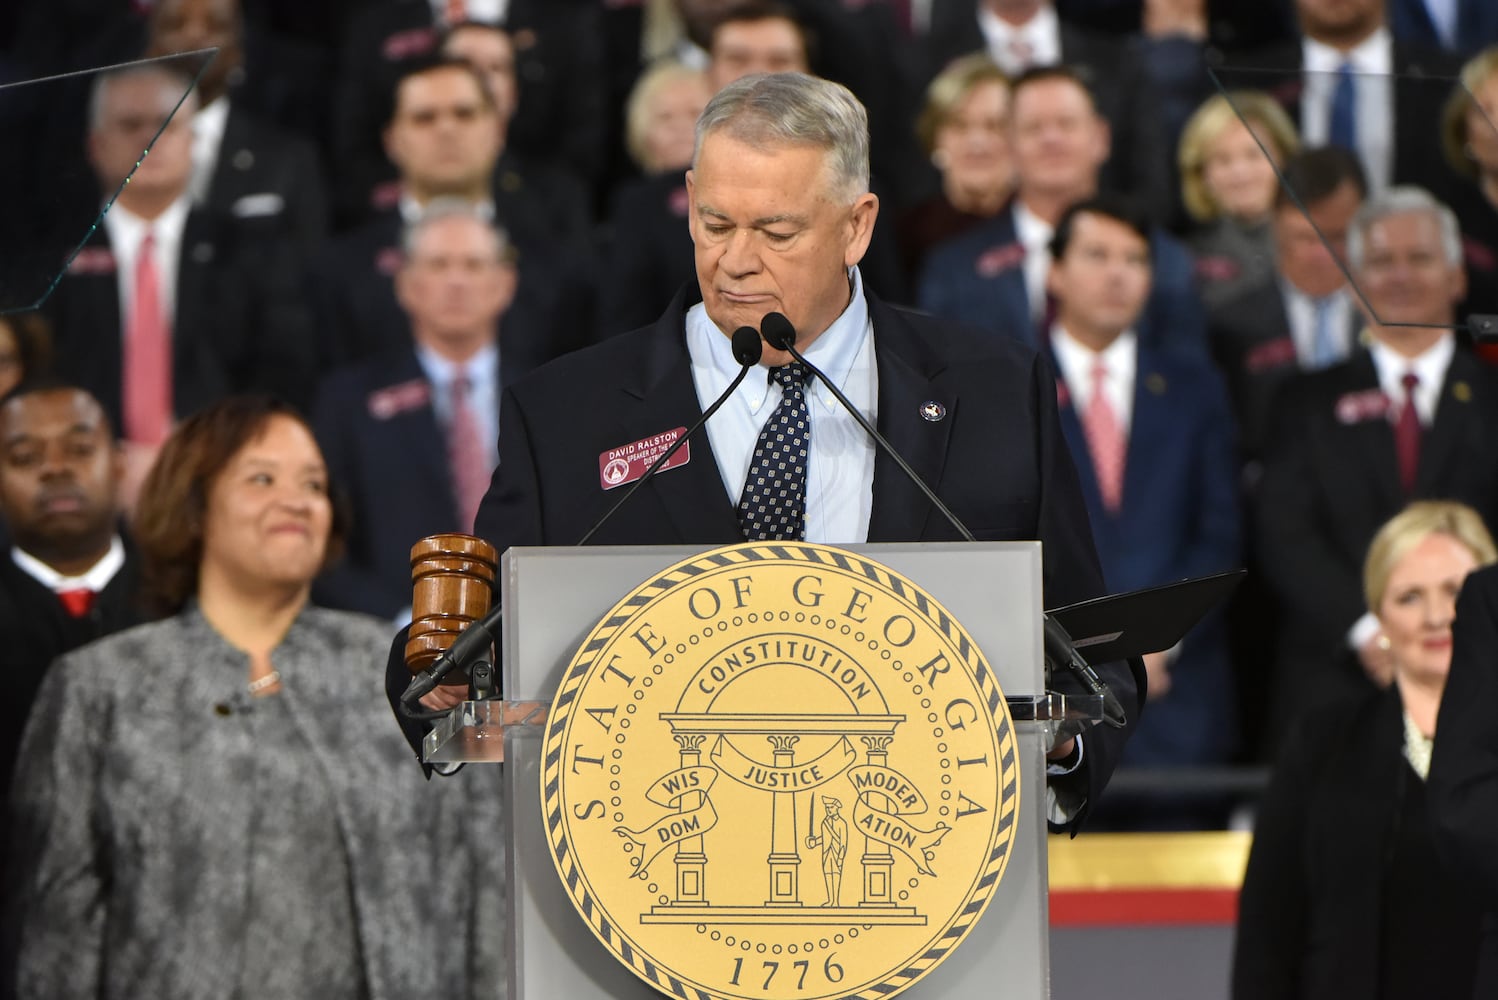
left=806, top=795, right=848, bottom=906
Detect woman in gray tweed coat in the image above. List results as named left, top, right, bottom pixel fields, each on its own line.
left=2, top=396, right=505, bottom=999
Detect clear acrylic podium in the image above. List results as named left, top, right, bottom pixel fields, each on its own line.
left=481, top=541, right=1095, bottom=1000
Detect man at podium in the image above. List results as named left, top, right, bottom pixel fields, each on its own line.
left=400, top=71, right=1142, bottom=833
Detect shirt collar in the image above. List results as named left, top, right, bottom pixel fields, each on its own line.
left=1050, top=326, right=1137, bottom=392
left=700, top=267, right=872, bottom=414
left=12, top=535, right=125, bottom=593
left=1303, top=25, right=1392, bottom=74
left=977, top=4, right=1060, bottom=70
left=1012, top=199, right=1054, bottom=250
left=398, top=193, right=496, bottom=225
left=415, top=341, right=498, bottom=387
left=104, top=194, right=192, bottom=247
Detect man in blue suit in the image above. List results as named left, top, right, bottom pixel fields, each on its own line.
left=1045, top=194, right=1241, bottom=784
left=313, top=203, right=543, bottom=621
left=916, top=66, right=1206, bottom=360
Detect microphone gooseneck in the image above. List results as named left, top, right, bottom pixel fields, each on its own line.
left=403, top=327, right=766, bottom=712
left=759, top=311, right=1126, bottom=730
left=576, top=326, right=764, bottom=546
left=759, top=311, right=976, bottom=543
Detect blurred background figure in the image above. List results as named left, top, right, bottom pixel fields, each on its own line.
left=1255, top=186, right=1498, bottom=751
left=1234, top=500, right=1492, bottom=999
left=1, top=395, right=500, bottom=998
left=1388, top=0, right=1498, bottom=57
left=1045, top=195, right=1240, bottom=825
left=143, top=0, right=329, bottom=251
left=899, top=54, right=1014, bottom=284
left=919, top=66, right=1205, bottom=358
left=1208, top=146, right=1367, bottom=468
left=313, top=204, right=530, bottom=621
left=45, top=63, right=314, bottom=514
left=0, top=313, right=51, bottom=399
left=596, top=61, right=713, bottom=336
left=0, top=381, right=142, bottom=886
left=1178, top=90, right=1300, bottom=310
left=1439, top=46, right=1498, bottom=321
left=308, top=56, right=591, bottom=373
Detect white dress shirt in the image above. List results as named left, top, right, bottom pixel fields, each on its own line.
left=1421, top=0, right=1460, bottom=49
left=1369, top=330, right=1454, bottom=426
left=1050, top=327, right=1138, bottom=432
left=12, top=535, right=126, bottom=594
left=415, top=341, right=501, bottom=473
left=977, top=3, right=1062, bottom=75
left=1013, top=199, right=1055, bottom=326
left=428, top=0, right=507, bottom=23
left=686, top=267, right=877, bottom=545
left=102, top=196, right=192, bottom=331
left=1284, top=283, right=1356, bottom=368
left=1301, top=28, right=1395, bottom=194
left=188, top=95, right=230, bottom=204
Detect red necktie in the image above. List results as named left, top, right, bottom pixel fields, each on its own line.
left=447, top=376, right=490, bottom=532
left=123, top=230, right=172, bottom=446
left=1082, top=360, right=1126, bottom=513
left=1395, top=371, right=1422, bottom=495
left=57, top=588, right=96, bottom=618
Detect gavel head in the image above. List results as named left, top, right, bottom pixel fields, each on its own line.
left=405, top=533, right=499, bottom=673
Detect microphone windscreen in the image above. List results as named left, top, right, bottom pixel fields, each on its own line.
left=731, top=326, right=763, bottom=366
left=761, top=312, right=797, bottom=350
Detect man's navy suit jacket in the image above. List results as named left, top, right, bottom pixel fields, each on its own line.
left=916, top=204, right=1208, bottom=360
left=1056, top=344, right=1241, bottom=765
left=313, top=344, right=535, bottom=620
left=469, top=288, right=1145, bottom=830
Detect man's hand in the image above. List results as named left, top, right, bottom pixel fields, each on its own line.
left=1142, top=650, right=1173, bottom=701
left=1357, top=633, right=1396, bottom=688
left=418, top=680, right=469, bottom=711
left=1046, top=737, right=1077, bottom=762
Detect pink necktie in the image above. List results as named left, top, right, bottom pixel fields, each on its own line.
left=1395, top=371, right=1422, bottom=495
left=448, top=376, right=490, bottom=532
left=123, top=231, right=172, bottom=446
left=443, top=0, right=467, bottom=24
left=1082, top=360, right=1126, bottom=513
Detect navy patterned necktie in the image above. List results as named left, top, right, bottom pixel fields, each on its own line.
left=738, top=363, right=811, bottom=541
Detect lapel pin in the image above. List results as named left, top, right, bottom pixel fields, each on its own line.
left=919, top=401, right=946, bottom=422
left=1453, top=381, right=1472, bottom=403
left=1146, top=373, right=1167, bottom=395
left=232, top=149, right=255, bottom=172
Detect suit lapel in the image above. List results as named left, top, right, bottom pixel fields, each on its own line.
left=1341, top=355, right=1404, bottom=505
left=866, top=298, right=955, bottom=542
left=1418, top=349, right=1481, bottom=494
left=381, top=350, right=457, bottom=518
left=1123, top=351, right=1172, bottom=521
left=627, top=294, right=743, bottom=542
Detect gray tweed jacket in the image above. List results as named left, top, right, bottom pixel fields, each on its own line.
left=2, top=604, right=506, bottom=999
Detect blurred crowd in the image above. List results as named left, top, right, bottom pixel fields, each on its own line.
left=0, top=0, right=1497, bottom=986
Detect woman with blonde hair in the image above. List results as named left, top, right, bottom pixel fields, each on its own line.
left=1234, top=500, right=1492, bottom=999
left=1439, top=46, right=1498, bottom=319
left=898, top=54, right=1013, bottom=282
left=1177, top=91, right=1299, bottom=308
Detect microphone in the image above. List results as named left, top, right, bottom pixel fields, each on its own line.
left=760, top=311, right=1126, bottom=729
left=577, top=326, right=763, bottom=545
left=760, top=312, right=976, bottom=544
left=402, top=327, right=765, bottom=712
left=1042, top=614, right=1128, bottom=729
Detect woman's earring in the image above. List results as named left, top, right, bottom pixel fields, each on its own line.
left=1376, top=634, right=1392, bottom=651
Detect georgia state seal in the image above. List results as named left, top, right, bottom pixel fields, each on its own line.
left=542, top=542, right=1020, bottom=1000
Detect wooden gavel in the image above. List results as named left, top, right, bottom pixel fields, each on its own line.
left=405, top=533, right=499, bottom=674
